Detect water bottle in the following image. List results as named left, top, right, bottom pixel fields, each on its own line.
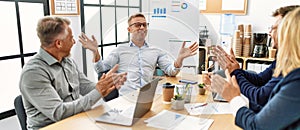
left=219, top=14, right=235, bottom=53
left=220, top=14, right=235, bottom=35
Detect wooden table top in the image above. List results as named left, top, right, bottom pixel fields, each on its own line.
left=41, top=74, right=241, bottom=130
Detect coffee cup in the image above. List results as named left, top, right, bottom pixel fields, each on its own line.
left=162, top=83, right=175, bottom=104
left=269, top=48, right=277, bottom=59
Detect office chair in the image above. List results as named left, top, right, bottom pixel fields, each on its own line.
left=98, top=70, right=119, bottom=101
left=14, top=95, right=27, bottom=130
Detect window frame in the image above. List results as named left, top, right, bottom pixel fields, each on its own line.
left=80, top=0, right=142, bottom=74
left=0, top=0, right=50, bottom=120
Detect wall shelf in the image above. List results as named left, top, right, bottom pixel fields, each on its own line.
left=199, top=46, right=274, bottom=72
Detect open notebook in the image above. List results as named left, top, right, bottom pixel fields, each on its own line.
left=95, top=78, right=160, bottom=126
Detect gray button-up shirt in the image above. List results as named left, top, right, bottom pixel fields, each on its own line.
left=20, top=48, right=102, bottom=130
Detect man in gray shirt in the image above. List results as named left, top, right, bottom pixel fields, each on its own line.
left=19, top=16, right=127, bottom=130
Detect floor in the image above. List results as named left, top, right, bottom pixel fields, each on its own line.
left=0, top=115, right=21, bottom=130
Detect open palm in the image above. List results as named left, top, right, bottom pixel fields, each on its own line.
left=178, top=41, right=198, bottom=58
left=78, top=32, right=98, bottom=53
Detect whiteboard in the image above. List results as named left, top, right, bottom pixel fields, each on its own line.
left=145, top=0, right=199, bottom=72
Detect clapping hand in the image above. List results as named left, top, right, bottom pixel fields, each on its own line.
left=96, top=64, right=127, bottom=97
left=211, top=70, right=240, bottom=102
left=212, top=46, right=240, bottom=74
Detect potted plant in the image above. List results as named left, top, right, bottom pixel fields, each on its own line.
left=171, top=84, right=192, bottom=110
left=198, top=83, right=206, bottom=95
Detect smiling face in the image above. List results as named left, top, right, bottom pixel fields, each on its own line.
left=127, top=16, right=148, bottom=44
left=269, top=15, right=283, bottom=49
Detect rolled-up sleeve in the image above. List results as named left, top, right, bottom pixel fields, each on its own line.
left=157, top=51, right=180, bottom=76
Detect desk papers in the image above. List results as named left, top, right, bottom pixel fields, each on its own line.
left=173, top=116, right=214, bottom=130
left=184, top=102, right=233, bottom=115
left=144, top=110, right=213, bottom=130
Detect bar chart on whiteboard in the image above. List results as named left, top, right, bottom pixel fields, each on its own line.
left=145, top=0, right=199, bottom=73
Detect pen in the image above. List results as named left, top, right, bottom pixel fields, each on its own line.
left=191, top=103, right=208, bottom=109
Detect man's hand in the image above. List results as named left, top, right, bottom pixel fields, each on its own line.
left=202, top=72, right=213, bottom=91
left=95, top=64, right=127, bottom=97
left=106, top=64, right=127, bottom=89
left=78, top=32, right=101, bottom=62
left=202, top=72, right=213, bottom=85
left=211, top=69, right=240, bottom=102
left=212, top=46, right=240, bottom=73
left=79, top=32, right=98, bottom=52
left=175, top=41, right=198, bottom=68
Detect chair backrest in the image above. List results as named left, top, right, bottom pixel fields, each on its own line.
left=14, top=95, right=27, bottom=130
left=97, top=70, right=110, bottom=80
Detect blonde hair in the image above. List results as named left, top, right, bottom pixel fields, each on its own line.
left=274, top=7, right=300, bottom=77
left=128, top=13, right=145, bottom=25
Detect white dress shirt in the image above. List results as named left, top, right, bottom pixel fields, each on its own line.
left=229, top=94, right=249, bottom=116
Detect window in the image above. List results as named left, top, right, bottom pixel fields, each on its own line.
left=80, top=0, right=142, bottom=75
left=0, top=0, right=49, bottom=119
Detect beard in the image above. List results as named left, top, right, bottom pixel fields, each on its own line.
left=132, top=30, right=147, bottom=42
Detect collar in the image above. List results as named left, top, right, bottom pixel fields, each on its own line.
left=38, top=48, right=60, bottom=66
left=129, top=41, right=149, bottom=48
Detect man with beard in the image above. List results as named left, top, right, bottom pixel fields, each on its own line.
left=204, top=5, right=299, bottom=107
left=79, top=13, right=198, bottom=96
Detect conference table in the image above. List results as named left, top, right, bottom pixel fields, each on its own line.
left=41, top=73, right=241, bottom=130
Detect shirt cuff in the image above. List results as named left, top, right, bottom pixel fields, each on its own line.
left=172, top=61, right=182, bottom=70
left=230, top=69, right=244, bottom=76
left=90, top=89, right=102, bottom=99
left=229, top=94, right=249, bottom=117
left=94, top=60, right=104, bottom=72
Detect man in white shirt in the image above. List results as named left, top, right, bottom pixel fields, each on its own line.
left=79, top=13, right=198, bottom=95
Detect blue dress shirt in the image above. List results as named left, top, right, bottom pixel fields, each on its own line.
left=94, top=42, right=180, bottom=94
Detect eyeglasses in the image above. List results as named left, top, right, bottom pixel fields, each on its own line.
left=129, top=22, right=149, bottom=28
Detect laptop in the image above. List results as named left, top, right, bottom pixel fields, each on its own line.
left=212, top=92, right=227, bottom=102
left=95, top=78, right=160, bottom=126
left=211, top=74, right=227, bottom=102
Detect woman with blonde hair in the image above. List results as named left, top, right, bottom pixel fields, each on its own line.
left=212, top=7, right=300, bottom=130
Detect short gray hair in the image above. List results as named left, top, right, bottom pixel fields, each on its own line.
left=36, top=16, right=70, bottom=47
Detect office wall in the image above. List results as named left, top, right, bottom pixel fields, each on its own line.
left=198, top=0, right=300, bottom=45
left=65, top=16, right=97, bottom=82
left=143, top=0, right=299, bottom=45
left=67, top=16, right=82, bottom=72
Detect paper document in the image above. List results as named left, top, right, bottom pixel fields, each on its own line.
left=145, top=110, right=214, bottom=130
left=144, top=110, right=186, bottom=129
left=222, top=0, right=245, bottom=10
left=173, top=116, right=213, bottom=130
left=185, top=102, right=232, bottom=115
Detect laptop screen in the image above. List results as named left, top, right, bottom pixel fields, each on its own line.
left=95, top=78, right=160, bottom=126
left=133, top=78, right=160, bottom=118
